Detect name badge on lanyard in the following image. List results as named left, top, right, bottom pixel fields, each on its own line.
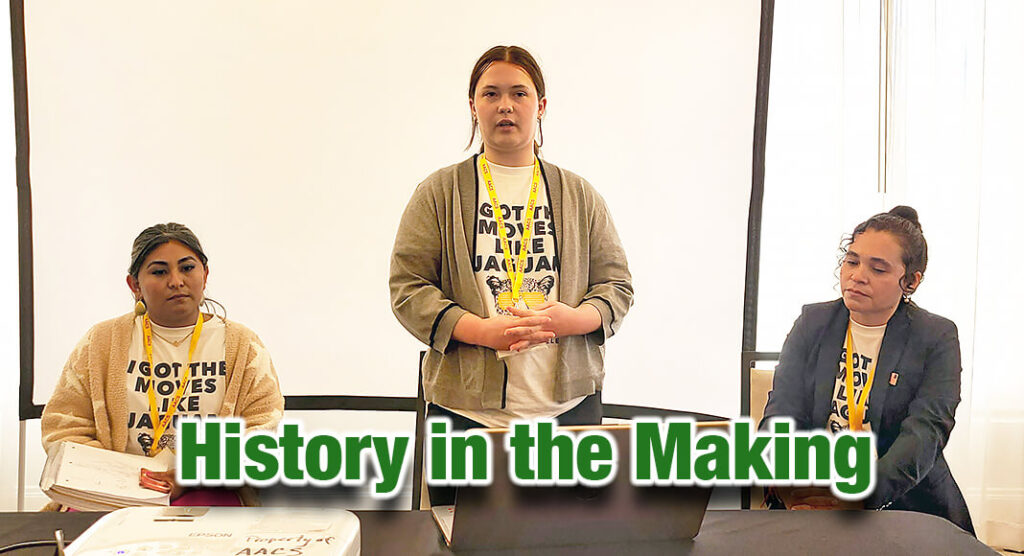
left=479, top=156, right=543, bottom=310
left=141, top=313, right=203, bottom=456
left=844, top=324, right=877, bottom=432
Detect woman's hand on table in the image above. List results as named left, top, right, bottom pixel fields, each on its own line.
left=777, top=487, right=863, bottom=510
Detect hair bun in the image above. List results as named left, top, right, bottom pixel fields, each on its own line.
left=888, top=205, right=921, bottom=231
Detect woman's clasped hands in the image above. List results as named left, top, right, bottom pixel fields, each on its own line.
left=455, top=302, right=602, bottom=352
left=505, top=302, right=601, bottom=351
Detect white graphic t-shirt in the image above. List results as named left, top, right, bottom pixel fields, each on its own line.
left=826, top=319, right=886, bottom=433
left=445, top=159, right=584, bottom=427
left=125, top=316, right=227, bottom=455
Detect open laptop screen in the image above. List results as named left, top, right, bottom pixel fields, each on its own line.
left=438, top=423, right=725, bottom=551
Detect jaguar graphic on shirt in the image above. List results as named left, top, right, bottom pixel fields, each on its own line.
left=486, top=275, right=555, bottom=316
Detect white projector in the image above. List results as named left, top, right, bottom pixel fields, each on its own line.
left=65, top=506, right=360, bottom=556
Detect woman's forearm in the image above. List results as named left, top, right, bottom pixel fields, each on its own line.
left=452, top=313, right=484, bottom=346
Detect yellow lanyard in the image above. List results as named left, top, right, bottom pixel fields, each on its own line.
left=141, top=313, right=203, bottom=456
left=479, top=156, right=542, bottom=309
left=844, top=323, right=876, bottom=432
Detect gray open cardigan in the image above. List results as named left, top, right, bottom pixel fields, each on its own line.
left=389, top=155, right=633, bottom=410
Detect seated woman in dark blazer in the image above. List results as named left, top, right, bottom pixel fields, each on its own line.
left=761, top=206, right=974, bottom=534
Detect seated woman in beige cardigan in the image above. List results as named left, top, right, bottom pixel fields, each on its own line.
left=41, top=222, right=284, bottom=507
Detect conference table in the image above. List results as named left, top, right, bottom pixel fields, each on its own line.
left=1, top=508, right=994, bottom=555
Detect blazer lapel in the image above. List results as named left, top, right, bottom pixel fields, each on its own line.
left=866, top=303, right=911, bottom=432
left=812, top=302, right=849, bottom=427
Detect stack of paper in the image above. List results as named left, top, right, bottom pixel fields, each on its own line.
left=431, top=504, right=456, bottom=545
left=40, top=442, right=173, bottom=511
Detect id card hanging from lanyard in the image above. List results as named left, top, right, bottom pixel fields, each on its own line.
left=479, top=155, right=543, bottom=310
left=141, top=313, right=203, bottom=456
left=844, top=323, right=877, bottom=432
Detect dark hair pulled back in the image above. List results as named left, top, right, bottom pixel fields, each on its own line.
left=129, top=222, right=208, bottom=278
left=841, top=205, right=928, bottom=295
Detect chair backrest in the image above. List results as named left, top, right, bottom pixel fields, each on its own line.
left=749, top=367, right=775, bottom=426
left=740, top=352, right=779, bottom=510
left=603, top=404, right=727, bottom=422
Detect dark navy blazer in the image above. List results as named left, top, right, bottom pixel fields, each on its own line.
left=761, top=299, right=974, bottom=535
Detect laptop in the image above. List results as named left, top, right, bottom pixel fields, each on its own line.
left=431, top=422, right=727, bottom=551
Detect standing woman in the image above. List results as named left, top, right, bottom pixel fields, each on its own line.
left=390, top=46, right=633, bottom=432
left=761, top=206, right=974, bottom=534
left=41, top=223, right=284, bottom=507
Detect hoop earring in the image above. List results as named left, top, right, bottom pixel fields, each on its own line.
left=201, top=295, right=228, bottom=321
left=536, top=118, right=544, bottom=148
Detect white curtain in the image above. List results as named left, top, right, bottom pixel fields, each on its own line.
left=885, top=0, right=1023, bottom=547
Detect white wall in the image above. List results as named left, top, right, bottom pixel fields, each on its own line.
left=2, top=1, right=763, bottom=509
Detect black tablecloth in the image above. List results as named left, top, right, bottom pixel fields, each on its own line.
left=0, top=509, right=993, bottom=555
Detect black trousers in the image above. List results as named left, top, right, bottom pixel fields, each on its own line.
left=425, top=392, right=603, bottom=506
